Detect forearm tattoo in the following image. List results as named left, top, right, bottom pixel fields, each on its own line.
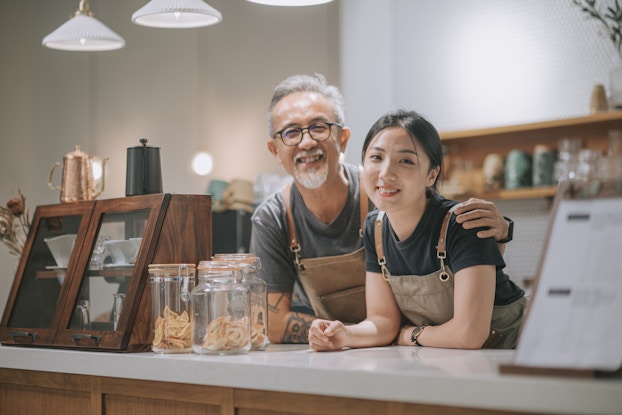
left=268, top=292, right=291, bottom=314
left=282, top=314, right=312, bottom=344
left=269, top=292, right=313, bottom=344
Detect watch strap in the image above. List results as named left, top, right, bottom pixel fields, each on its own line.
left=496, top=216, right=514, bottom=244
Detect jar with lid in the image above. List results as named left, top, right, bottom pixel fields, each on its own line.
left=577, top=149, right=601, bottom=181
left=191, top=261, right=251, bottom=355
left=554, top=137, right=582, bottom=183
left=213, top=253, right=269, bottom=350
left=148, top=264, right=196, bottom=354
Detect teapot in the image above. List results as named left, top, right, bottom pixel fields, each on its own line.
left=48, top=146, right=107, bottom=203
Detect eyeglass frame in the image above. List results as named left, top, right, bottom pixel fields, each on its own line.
left=273, top=121, right=343, bottom=146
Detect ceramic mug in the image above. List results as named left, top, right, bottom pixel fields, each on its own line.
left=504, top=150, right=532, bottom=189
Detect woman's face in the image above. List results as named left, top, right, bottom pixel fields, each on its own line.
left=362, top=127, right=439, bottom=215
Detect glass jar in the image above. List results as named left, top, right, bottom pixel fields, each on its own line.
left=554, top=137, right=583, bottom=183
left=191, top=261, right=251, bottom=355
left=148, top=264, right=196, bottom=354
left=213, top=253, right=269, bottom=350
left=576, top=149, right=601, bottom=181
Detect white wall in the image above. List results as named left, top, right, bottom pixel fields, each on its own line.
left=341, top=0, right=614, bottom=156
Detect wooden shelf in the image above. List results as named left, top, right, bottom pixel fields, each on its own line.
left=443, top=186, right=558, bottom=201
left=440, top=110, right=622, bottom=141
left=439, top=111, right=622, bottom=200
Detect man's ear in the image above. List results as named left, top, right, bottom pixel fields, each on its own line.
left=267, top=139, right=281, bottom=163
left=338, top=126, right=351, bottom=153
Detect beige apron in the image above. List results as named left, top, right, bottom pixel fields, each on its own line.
left=283, top=174, right=368, bottom=324
left=374, top=209, right=526, bottom=349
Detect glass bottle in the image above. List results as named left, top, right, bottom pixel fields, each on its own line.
left=148, top=264, right=196, bottom=354
left=191, top=261, right=251, bottom=355
left=213, top=253, right=269, bottom=350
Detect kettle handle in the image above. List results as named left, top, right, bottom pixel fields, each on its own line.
left=91, top=157, right=108, bottom=199
left=48, top=162, right=61, bottom=191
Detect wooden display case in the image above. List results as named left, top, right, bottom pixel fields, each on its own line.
left=0, top=193, right=211, bottom=352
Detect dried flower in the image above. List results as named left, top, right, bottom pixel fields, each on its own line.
left=7, top=197, right=24, bottom=217
left=0, top=189, right=31, bottom=257
left=573, top=0, right=622, bottom=56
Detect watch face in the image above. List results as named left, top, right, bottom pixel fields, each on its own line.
left=411, top=326, right=423, bottom=343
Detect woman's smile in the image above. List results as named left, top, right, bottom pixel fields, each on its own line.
left=377, top=185, right=401, bottom=197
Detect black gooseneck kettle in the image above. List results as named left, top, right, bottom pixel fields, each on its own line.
left=126, top=138, right=163, bottom=196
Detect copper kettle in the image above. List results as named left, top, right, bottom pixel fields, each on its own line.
left=48, top=146, right=107, bottom=203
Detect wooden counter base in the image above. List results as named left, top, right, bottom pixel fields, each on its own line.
left=1, top=368, right=531, bottom=415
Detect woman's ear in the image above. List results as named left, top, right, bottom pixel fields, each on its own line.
left=427, top=165, right=441, bottom=186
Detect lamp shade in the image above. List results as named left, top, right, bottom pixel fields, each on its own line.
left=132, top=0, right=223, bottom=28
left=246, top=0, right=334, bottom=5
left=42, top=2, right=125, bottom=51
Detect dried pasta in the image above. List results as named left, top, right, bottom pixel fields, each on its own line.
left=201, top=315, right=250, bottom=351
left=153, top=306, right=192, bottom=350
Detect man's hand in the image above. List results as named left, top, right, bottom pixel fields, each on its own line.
left=453, top=198, right=509, bottom=242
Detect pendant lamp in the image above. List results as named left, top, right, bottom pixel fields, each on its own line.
left=132, top=0, right=223, bottom=28
left=42, top=0, right=125, bottom=51
left=246, top=0, right=334, bottom=5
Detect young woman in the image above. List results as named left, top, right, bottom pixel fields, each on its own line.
left=308, top=110, right=526, bottom=351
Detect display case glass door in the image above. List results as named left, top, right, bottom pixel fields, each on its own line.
left=54, top=195, right=166, bottom=350
left=0, top=202, right=94, bottom=345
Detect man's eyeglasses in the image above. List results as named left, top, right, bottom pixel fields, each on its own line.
left=273, top=122, right=342, bottom=146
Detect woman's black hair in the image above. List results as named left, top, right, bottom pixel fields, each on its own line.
left=361, top=109, right=444, bottom=194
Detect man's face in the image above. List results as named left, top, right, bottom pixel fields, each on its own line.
left=268, top=91, right=349, bottom=189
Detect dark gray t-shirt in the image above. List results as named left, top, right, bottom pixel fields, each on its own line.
left=249, top=163, right=364, bottom=304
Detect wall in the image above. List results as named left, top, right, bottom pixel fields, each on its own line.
left=341, top=0, right=614, bottom=146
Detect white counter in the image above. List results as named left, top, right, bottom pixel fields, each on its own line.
left=0, top=344, right=620, bottom=414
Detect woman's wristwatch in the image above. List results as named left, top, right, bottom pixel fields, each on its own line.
left=411, top=324, right=427, bottom=346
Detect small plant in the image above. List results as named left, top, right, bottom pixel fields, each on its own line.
left=573, top=0, right=622, bottom=55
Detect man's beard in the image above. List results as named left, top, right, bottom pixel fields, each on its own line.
left=294, top=164, right=329, bottom=189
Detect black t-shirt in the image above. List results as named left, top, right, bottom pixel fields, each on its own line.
left=364, top=193, right=524, bottom=306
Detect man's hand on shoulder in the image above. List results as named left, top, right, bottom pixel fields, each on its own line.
left=453, top=198, right=510, bottom=242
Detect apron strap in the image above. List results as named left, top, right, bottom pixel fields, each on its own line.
left=374, top=211, right=391, bottom=281
left=283, top=182, right=305, bottom=271
left=284, top=167, right=368, bottom=272
left=359, top=166, right=368, bottom=237
left=437, top=205, right=457, bottom=282
left=374, top=204, right=457, bottom=282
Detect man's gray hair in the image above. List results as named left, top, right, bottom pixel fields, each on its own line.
left=267, top=73, right=345, bottom=137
